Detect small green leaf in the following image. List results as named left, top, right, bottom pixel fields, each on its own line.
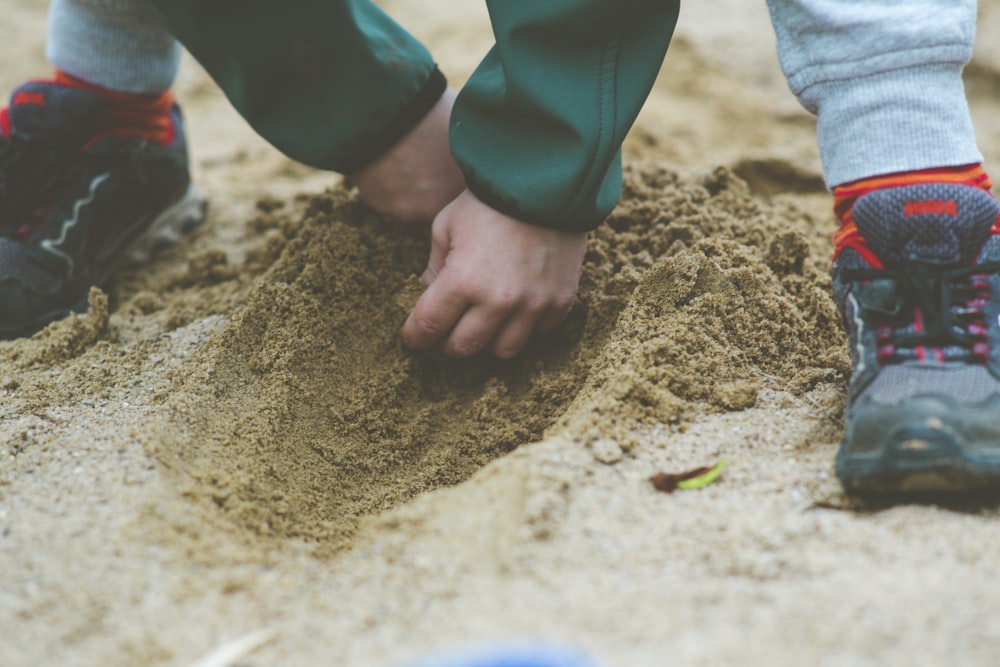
left=650, top=459, right=728, bottom=493
left=676, top=458, right=727, bottom=490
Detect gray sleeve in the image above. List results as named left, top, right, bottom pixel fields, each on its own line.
left=766, top=0, right=982, bottom=187
left=47, top=0, right=181, bottom=93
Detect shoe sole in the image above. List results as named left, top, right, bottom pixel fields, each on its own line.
left=125, top=184, right=205, bottom=264
left=837, top=401, right=1000, bottom=494
left=0, top=185, right=205, bottom=340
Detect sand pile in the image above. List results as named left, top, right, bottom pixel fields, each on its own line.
left=21, top=4, right=1000, bottom=664
left=0, top=150, right=849, bottom=591
left=102, top=163, right=848, bottom=551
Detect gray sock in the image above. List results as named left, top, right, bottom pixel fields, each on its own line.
left=46, top=0, right=181, bottom=93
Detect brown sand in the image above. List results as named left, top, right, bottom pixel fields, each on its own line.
left=6, top=2, right=1000, bottom=666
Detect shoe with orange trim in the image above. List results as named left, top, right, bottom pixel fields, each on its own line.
left=832, top=181, right=1000, bottom=493
left=0, top=80, right=203, bottom=338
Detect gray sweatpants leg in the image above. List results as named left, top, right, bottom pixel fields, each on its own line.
left=46, top=0, right=181, bottom=93
left=766, top=0, right=983, bottom=188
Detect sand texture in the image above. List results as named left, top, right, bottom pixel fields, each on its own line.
left=6, top=2, right=1000, bottom=666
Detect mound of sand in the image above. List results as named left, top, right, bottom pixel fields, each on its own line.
left=117, top=164, right=843, bottom=554
left=8, top=2, right=1000, bottom=665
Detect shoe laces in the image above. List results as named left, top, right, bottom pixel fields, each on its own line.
left=842, top=258, right=1000, bottom=365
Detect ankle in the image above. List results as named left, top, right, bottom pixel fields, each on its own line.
left=833, top=164, right=995, bottom=260
left=53, top=70, right=175, bottom=145
left=350, top=88, right=465, bottom=224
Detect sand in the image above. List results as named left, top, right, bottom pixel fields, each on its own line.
left=5, top=2, right=1000, bottom=666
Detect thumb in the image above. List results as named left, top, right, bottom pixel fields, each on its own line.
left=420, top=216, right=451, bottom=286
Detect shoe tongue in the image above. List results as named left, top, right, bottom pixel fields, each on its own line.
left=853, top=183, right=1000, bottom=266
left=6, top=81, right=102, bottom=146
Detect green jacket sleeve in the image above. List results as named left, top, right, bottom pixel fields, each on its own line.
left=451, top=0, right=680, bottom=232
left=140, top=0, right=446, bottom=174
left=141, top=0, right=678, bottom=232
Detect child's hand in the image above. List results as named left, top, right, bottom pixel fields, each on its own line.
left=401, top=190, right=587, bottom=358
left=349, top=88, right=465, bottom=225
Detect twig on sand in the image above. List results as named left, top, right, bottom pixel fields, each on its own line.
left=188, top=627, right=278, bottom=667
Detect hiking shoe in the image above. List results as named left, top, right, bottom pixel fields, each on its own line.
left=0, top=81, right=203, bottom=339
left=832, top=182, right=1000, bottom=493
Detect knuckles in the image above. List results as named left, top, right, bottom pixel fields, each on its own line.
left=407, top=313, right=449, bottom=339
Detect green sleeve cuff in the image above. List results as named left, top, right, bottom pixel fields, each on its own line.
left=141, top=0, right=444, bottom=173
left=450, top=0, right=680, bottom=232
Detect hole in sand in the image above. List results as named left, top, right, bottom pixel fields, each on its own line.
left=151, top=165, right=848, bottom=550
